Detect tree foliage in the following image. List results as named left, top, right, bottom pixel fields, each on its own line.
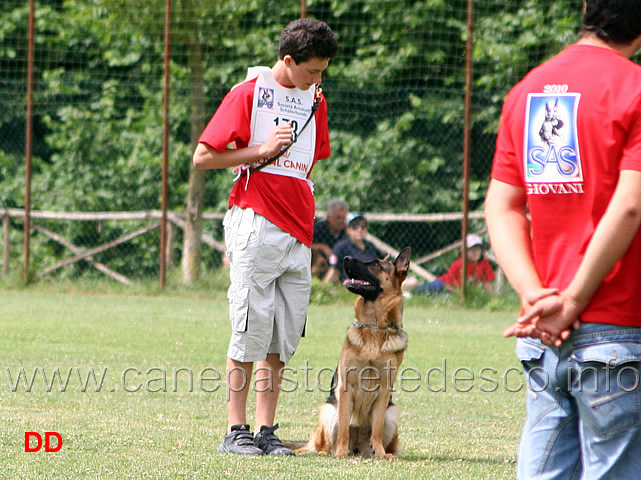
left=0, top=0, right=607, bottom=276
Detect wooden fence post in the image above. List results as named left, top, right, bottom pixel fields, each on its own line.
left=165, top=220, right=175, bottom=270
left=2, top=213, right=9, bottom=279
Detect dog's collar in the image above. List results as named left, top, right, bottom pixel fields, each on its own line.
left=351, top=320, right=401, bottom=331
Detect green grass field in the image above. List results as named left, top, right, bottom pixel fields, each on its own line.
left=0, top=288, right=525, bottom=479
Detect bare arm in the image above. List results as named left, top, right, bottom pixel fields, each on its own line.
left=311, top=243, right=333, bottom=258
left=192, top=122, right=293, bottom=170
left=564, top=170, right=641, bottom=307
left=323, top=267, right=340, bottom=284
left=519, top=170, right=641, bottom=334
left=484, top=179, right=556, bottom=307
left=484, top=179, right=565, bottom=344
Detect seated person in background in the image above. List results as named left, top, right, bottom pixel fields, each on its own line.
left=410, top=234, right=495, bottom=294
left=324, top=212, right=379, bottom=283
left=311, top=199, right=349, bottom=278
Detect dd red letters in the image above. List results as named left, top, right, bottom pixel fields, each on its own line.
left=24, top=432, right=62, bottom=452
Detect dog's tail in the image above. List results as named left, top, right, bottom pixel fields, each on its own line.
left=281, top=440, right=315, bottom=452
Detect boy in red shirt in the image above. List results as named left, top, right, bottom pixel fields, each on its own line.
left=193, top=18, right=337, bottom=456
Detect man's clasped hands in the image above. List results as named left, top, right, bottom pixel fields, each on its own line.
left=504, top=288, right=583, bottom=347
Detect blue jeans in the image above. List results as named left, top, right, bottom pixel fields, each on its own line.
left=516, top=323, right=641, bottom=479
left=414, top=279, right=445, bottom=295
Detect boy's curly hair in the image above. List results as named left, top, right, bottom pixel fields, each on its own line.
left=279, top=18, right=338, bottom=63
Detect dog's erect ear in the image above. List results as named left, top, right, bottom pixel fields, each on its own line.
left=394, top=247, right=411, bottom=278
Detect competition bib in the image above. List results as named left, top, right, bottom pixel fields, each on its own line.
left=246, top=66, right=317, bottom=180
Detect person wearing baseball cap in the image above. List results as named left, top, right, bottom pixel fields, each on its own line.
left=410, top=234, right=495, bottom=295
left=324, top=213, right=379, bottom=283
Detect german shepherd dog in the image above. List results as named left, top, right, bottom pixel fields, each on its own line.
left=286, top=247, right=411, bottom=457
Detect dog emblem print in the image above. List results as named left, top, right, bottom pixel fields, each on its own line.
left=539, top=99, right=564, bottom=147
left=525, top=93, right=583, bottom=184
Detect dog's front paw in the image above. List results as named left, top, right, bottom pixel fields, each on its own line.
left=334, top=447, right=349, bottom=457
left=373, top=447, right=396, bottom=459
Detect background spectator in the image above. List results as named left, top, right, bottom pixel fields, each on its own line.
left=324, top=213, right=379, bottom=283
left=311, top=199, right=349, bottom=278
left=406, top=234, right=495, bottom=295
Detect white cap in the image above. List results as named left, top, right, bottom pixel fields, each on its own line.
left=466, top=234, right=483, bottom=248
left=346, top=212, right=366, bottom=226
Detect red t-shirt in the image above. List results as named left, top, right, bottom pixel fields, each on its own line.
left=440, top=257, right=495, bottom=287
left=491, top=44, right=641, bottom=326
left=199, top=77, right=331, bottom=247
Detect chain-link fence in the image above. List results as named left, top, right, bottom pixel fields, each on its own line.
left=0, top=0, right=605, bottom=287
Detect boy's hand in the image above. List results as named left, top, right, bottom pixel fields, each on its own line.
left=258, top=123, right=294, bottom=159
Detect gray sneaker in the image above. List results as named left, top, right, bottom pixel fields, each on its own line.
left=254, top=424, right=295, bottom=455
left=218, top=424, right=265, bottom=455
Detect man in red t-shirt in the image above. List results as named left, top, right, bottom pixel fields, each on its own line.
left=485, top=0, right=641, bottom=477
left=193, top=18, right=337, bottom=456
